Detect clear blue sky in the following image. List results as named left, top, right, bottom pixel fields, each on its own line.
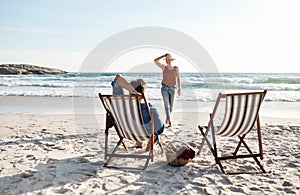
left=0, top=0, right=299, bottom=72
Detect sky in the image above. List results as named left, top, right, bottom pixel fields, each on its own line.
left=0, top=0, right=300, bottom=73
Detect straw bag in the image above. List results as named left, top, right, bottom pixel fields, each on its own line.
left=166, top=141, right=196, bottom=167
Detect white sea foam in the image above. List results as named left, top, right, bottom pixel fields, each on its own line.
left=1, top=73, right=300, bottom=102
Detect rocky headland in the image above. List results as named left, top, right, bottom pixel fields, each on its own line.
left=0, top=64, right=68, bottom=74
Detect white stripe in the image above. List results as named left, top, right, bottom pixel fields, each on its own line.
left=216, top=94, right=262, bottom=137
left=216, top=96, right=232, bottom=135
left=109, top=96, right=149, bottom=141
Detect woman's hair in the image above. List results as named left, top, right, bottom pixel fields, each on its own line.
left=130, top=79, right=146, bottom=93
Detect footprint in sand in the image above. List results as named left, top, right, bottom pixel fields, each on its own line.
left=51, top=146, right=66, bottom=150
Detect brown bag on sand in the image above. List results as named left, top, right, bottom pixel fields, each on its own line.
left=166, top=141, right=196, bottom=167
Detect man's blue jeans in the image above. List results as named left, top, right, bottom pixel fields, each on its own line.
left=161, top=84, right=175, bottom=120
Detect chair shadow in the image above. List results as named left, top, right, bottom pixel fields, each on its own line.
left=0, top=132, right=226, bottom=194
left=0, top=132, right=100, bottom=147
left=0, top=151, right=222, bottom=194
left=104, top=163, right=218, bottom=194
left=0, top=154, right=109, bottom=194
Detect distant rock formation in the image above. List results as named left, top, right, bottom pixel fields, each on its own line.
left=0, top=64, right=68, bottom=74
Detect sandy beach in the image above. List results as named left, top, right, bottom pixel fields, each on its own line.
left=2, top=0, right=300, bottom=193
left=0, top=97, right=300, bottom=194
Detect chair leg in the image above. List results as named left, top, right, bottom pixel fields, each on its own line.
left=104, top=139, right=123, bottom=167
left=121, top=140, right=129, bottom=152
left=198, top=125, right=212, bottom=155
left=217, top=160, right=227, bottom=174
left=256, top=116, right=264, bottom=160
left=199, top=126, right=228, bottom=174
left=239, top=138, right=267, bottom=173
left=151, top=134, right=154, bottom=162
left=199, top=125, right=220, bottom=165
left=233, top=134, right=246, bottom=156
left=199, top=127, right=267, bottom=174
left=104, top=128, right=109, bottom=160
left=218, top=137, right=267, bottom=174
left=143, top=149, right=153, bottom=170
left=158, top=142, right=164, bottom=153
left=198, top=126, right=215, bottom=156
left=105, top=114, right=128, bottom=157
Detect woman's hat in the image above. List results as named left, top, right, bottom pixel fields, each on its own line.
left=165, top=54, right=175, bottom=60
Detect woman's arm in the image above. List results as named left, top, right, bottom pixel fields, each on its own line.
left=175, top=67, right=181, bottom=96
left=154, top=53, right=168, bottom=70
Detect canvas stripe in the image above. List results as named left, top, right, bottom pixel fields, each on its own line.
left=237, top=94, right=257, bottom=136
left=238, top=94, right=262, bottom=135
left=221, top=95, right=243, bottom=136
left=103, top=97, right=125, bottom=138
left=231, top=95, right=248, bottom=136
left=216, top=93, right=263, bottom=137
left=107, top=96, right=149, bottom=141
left=227, top=95, right=247, bottom=136
left=110, top=98, right=126, bottom=138
left=124, top=98, right=144, bottom=141
left=115, top=98, right=136, bottom=141
left=133, top=98, right=150, bottom=140
left=217, top=96, right=234, bottom=135
left=119, top=99, right=134, bottom=140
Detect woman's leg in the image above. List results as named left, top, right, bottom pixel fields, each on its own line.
left=168, top=87, right=175, bottom=114
left=161, top=86, right=170, bottom=120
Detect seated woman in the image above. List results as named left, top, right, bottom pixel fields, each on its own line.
left=111, top=74, right=164, bottom=150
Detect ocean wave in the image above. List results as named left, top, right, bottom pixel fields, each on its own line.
left=1, top=94, right=299, bottom=102
left=1, top=72, right=300, bottom=102
left=266, top=77, right=300, bottom=84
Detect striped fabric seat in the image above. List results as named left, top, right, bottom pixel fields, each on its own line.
left=198, top=90, right=268, bottom=174
left=99, top=93, right=159, bottom=170
left=216, top=93, right=265, bottom=137
left=103, top=95, right=150, bottom=141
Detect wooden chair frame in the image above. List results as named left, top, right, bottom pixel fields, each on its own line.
left=198, top=90, right=268, bottom=174
left=99, top=93, right=162, bottom=170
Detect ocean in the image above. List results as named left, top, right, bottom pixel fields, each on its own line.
left=1, top=72, right=300, bottom=118
left=1, top=72, right=300, bottom=102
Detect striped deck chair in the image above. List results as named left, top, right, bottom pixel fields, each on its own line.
left=198, top=90, right=268, bottom=174
left=99, top=93, right=162, bottom=170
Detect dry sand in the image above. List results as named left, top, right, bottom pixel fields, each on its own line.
left=0, top=112, right=299, bottom=194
